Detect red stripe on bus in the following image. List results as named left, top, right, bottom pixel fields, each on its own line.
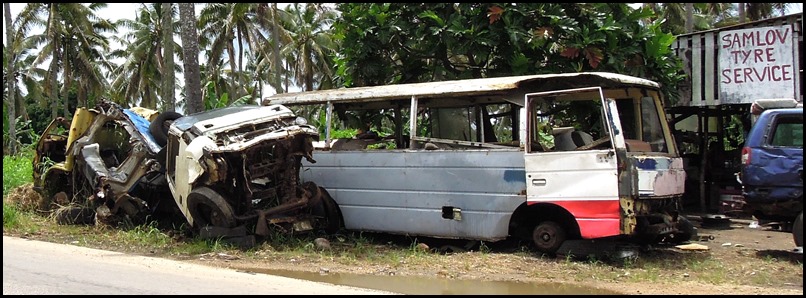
left=529, top=199, right=621, bottom=238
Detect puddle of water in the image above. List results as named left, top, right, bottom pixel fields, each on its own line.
left=243, top=268, right=623, bottom=295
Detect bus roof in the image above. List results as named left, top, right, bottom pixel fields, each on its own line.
left=262, top=72, right=659, bottom=106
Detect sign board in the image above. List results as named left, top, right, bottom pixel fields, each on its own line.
left=719, top=25, right=796, bottom=104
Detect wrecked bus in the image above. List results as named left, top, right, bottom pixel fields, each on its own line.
left=262, top=72, right=691, bottom=255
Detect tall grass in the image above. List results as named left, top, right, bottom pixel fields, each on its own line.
left=3, top=203, right=20, bottom=228
left=3, top=148, right=35, bottom=229
left=3, top=147, right=34, bottom=196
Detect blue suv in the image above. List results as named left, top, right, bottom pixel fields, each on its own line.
left=739, top=101, right=803, bottom=249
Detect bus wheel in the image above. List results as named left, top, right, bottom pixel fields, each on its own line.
left=532, top=221, right=566, bottom=255
left=187, top=187, right=236, bottom=231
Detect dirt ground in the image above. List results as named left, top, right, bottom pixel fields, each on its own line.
left=4, top=184, right=803, bottom=295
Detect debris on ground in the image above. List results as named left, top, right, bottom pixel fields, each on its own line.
left=675, top=243, right=710, bottom=251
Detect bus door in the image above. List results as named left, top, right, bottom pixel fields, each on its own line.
left=523, top=87, right=628, bottom=239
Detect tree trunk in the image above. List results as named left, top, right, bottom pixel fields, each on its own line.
left=4, top=3, right=17, bottom=155
left=272, top=3, right=282, bottom=94
left=237, top=29, right=245, bottom=99
left=178, top=3, right=203, bottom=114
left=48, top=9, right=59, bottom=120
left=685, top=3, right=694, bottom=33
left=227, top=40, right=238, bottom=100
left=162, top=3, right=176, bottom=112
left=738, top=3, right=746, bottom=23
left=62, top=53, right=71, bottom=119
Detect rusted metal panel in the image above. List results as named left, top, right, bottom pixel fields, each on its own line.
left=634, top=156, right=686, bottom=197
left=263, top=72, right=659, bottom=106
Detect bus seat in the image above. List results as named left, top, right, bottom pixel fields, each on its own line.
left=553, top=127, right=582, bottom=151
left=625, top=139, right=652, bottom=152
left=571, top=131, right=594, bottom=148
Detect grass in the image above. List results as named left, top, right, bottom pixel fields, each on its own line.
left=3, top=147, right=34, bottom=196
left=3, top=148, right=35, bottom=230
left=3, top=203, right=20, bottom=228
left=4, top=198, right=801, bottom=290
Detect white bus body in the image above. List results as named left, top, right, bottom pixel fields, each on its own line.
left=263, top=72, right=689, bottom=254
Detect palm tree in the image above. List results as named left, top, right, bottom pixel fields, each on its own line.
left=162, top=3, right=176, bottom=112
left=641, top=3, right=718, bottom=35
left=109, top=3, right=176, bottom=109
left=641, top=3, right=793, bottom=35
left=4, top=5, right=46, bottom=124
left=743, top=3, right=790, bottom=21
left=199, top=3, right=269, bottom=101
left=270, top=3, right=283, bottom=94
left=253, top=3, right=293, bottom=95
left=282, top=3, right=338, bottom=92
left=4, top=3, right=17, bottom=154
left=17, top=3, right=112, bottom=118
left=178, top=2, right=202, bottom=114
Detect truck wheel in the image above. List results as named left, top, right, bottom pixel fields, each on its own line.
left=149, top=111, right=182, bottom=147
left=532, top=221, right=566, bottom=255
left=187, top=187, right=236, bottom=230
left=794, top=211, right=803, bottom=247
left=316, top=187, right=342, bottom=234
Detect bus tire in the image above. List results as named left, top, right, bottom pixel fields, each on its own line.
left=187, top=187, right=237, bottom=231
left=532, top=221, right=566, bottom=255
left=794, top=211, right=803, bottom=247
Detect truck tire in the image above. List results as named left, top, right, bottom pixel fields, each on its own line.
left=794, top=211, right=803, bottom=247
left=187, top=187, right=237, bottom=230
left=316, top=187, right=342, bottom=234
left=149, top=111, right=182, bottom=147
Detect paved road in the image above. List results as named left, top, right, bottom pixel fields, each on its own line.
left=2, top=236, right=398, bottom=295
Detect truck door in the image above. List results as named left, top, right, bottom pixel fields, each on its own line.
left=523, top=87, right=628, bottom=239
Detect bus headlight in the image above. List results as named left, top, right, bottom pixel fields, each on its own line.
left=294, top=117, right=308, bottom=126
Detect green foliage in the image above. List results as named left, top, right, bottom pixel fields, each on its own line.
left=366, top=140, right=396, bottom=150
left=332, top=3, right=685, bottom=104
left=330, top=128, right=359, bottom=139
left=3, top=99, right=42, bottom=150
left=3, top=148, right=34, bottom=196
left=203, top=81, right=253, bottom=110
left=723, top=115, right=747, bottom=150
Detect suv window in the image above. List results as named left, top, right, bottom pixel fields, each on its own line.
left=770, top=117, right=803, bottom=147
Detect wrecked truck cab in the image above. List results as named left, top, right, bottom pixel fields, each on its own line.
left=163, top=104, right=337, bottom=240
left=32, top=100, right=176, bottom=226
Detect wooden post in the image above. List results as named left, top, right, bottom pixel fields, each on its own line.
left=698, top=110, right=708, bottom=213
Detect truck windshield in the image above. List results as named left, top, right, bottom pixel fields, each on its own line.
left=616, top=96, right=669, bottom=153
